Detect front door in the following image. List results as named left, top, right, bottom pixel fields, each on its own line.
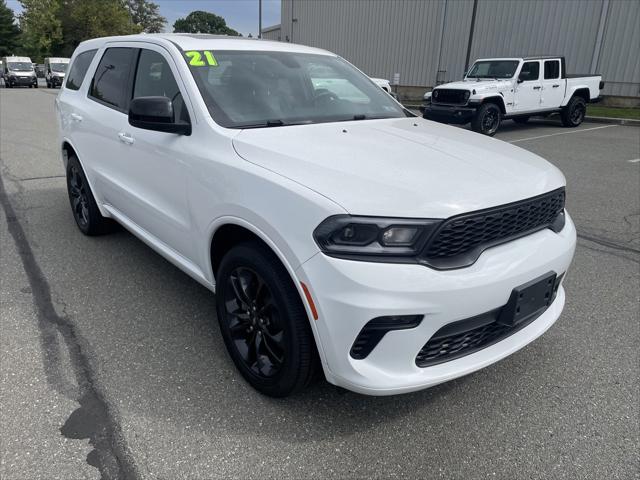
left=515, top=61, right=541, bottom=112
left=119, top=46, right=195, bottom=261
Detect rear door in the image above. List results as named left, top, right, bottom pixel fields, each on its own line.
left=514, top=61, right=542, bottom=112
left=81, top=46, right=138, bottom=215
left=540, top=59, right=564, bottom=109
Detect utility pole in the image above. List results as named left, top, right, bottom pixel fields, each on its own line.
left=258, top=0, right=263, bottom=38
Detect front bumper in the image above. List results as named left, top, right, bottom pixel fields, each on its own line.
left=423, top=104, right=476, bottom=124
left=9, top=76, right=37, bottom=86
left=297, top=212, right=576, bottom=395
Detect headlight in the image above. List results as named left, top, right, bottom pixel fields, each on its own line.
left=313, top=215, right=442, bottom=259
left=463, top=91, right=470, bottom=101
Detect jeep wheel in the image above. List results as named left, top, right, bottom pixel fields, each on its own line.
left=561, top=96, right=586, bottom=127
left=215, top=241, right=319, bottom=397
left=471, top=103, right=501, bottom=136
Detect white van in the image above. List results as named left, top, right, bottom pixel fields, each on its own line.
left=1, top=56, right=37, bottom=88
left=44, top=57, right=70, bottom=88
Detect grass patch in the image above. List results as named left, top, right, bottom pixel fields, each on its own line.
left=587, top=105, right=640, bottom=120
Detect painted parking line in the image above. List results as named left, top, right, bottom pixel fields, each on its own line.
left=628, top=159, right=640, bottom=163
left=507, top=125, right=618, bottom=143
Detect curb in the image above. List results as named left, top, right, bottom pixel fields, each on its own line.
left=584, top=116, right=640, bottom=126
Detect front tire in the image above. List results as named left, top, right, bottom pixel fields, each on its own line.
left=560, top=96, right=586, bottom=127
left=471, top=103, right=501, bottom=136
left=215, top=241, right=318, bottom=397
left=65, top=154, right=113, bottom=235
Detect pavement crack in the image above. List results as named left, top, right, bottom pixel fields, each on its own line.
left=0, top=168, right=140, bottom=480
left=576, top=230, right=640, bottom=256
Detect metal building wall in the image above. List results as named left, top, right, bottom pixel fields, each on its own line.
left=281, top=0, right=447, bottom=87
left=597, top=0, right=640, bottom=97
left=280, top=0, right=639, bottom=97
left=261, top=24, right=282, bottom=41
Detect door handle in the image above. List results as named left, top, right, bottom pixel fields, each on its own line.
left=552, top=84, right=560, bottom=88
left=70, top=113, right=83, bottom=122
left=533, top=86, right=541, bottom=90
left=118, top=132, right=135, bottom=145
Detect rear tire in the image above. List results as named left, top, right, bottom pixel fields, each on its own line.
left=560, top=96, right=586, bottom=127
left=471, top=103, right=502, bottom=136
left=65, top=154, right=114, bottom=235
left=215, top=241, right=319, bottom=397
left=513, top=116, right=530, bottom=124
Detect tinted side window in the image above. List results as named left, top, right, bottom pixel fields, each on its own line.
left=65, top=50, right=97, bottom=91
left=519, top=62, right=540, bottom=82
left=89, top=48, right=137, bottom=111
left=133, top=49, right=189, bottom=123
left=544, top=60, right=560, bottom=79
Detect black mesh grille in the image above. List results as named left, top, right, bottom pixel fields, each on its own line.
left=416, top=321, right=512, bottom=367
left=432, top=89, right=469, bottom=105
left=422, top=188, right=565, bottom=268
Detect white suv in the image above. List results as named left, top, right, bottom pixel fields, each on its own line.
left=56, top=34, right=576, bottom=397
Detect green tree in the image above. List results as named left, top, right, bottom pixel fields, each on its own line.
left=60, top=0, right=140, bottom=55
left=125, top=0, right=165, bottom=33
left=173, top=10, right=240, bottom=36
left=17, top=0, right=63, bottom=62
left=0, top=0, right=21, bottom=56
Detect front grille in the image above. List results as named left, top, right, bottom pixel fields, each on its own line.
left=432, top=89, right=469, bottom=105
left=422, top=188, right=565, bottom=269
left=416, top=317, right=512, bottom=367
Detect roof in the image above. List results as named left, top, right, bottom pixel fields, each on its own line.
left=261, top=24, right=281, bottom=33
left=522, top=55, right=564, bottom=60
left=77, top=33, right=334, bottom=56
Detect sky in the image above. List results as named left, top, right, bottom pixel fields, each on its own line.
left=6, top=0, right=282, bottom=37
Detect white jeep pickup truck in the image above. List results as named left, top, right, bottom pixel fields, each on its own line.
left=422, top=56, right=604, bottom=135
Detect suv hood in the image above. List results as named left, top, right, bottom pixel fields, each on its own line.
left=436, top=79, right=512, bottom=93
left=232, top=118, right=565, bottom=218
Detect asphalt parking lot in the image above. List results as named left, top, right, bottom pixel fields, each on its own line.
left=1, top=85, right=638, bottom=480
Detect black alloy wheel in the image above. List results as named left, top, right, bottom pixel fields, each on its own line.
left=223, top=266, right=285, bottom=378
left=215, top=241, right=319, bottom=397
left=561, top=96, right=586, bottom=127
left=68, top=164, right=90, bottom=229
left=472, top=103, right=501, bottom=136
left=65, top=154, right=113, bottom=235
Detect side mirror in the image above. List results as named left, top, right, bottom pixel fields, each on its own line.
left=128, top=96, right=191, bottom=135
left=517, top=77, right=524, bottom=84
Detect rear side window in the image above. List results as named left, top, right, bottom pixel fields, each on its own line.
left=89, top=48, right=137, bottom=112
left=519, top=61, right=540, bottom=82
left=65, top=50, right=97, bottom=91
left=544, top=60, right=560, bottom=79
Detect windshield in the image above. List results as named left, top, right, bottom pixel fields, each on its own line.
left=50, top=63, right=68, bottom=73
left=8, top=62, right=33, bottom=72
left=183, top=50, right=408, bottom=128
left=467, top=60, right=519, bottom=79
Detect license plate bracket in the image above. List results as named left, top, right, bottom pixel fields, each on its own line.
left=497, top=272, right=557, bottom=327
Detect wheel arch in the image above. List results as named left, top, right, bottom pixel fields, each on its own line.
left=60, top=138, right=110, bottom=218
left=562, top=87, right=590, bottom=106
left=480, top=96, right=506, bottom=114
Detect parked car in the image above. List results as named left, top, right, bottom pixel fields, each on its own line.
left=35, top=64, right=46, bottom=78
left=370, top=77, right=398, bottom=98
left=422, top=56, right=603, bottom=135
left=1, top=56, right=38, bottom=88
left=57, top=35, right=576, bottom=397
left=45, top=57, right=70, bottom=88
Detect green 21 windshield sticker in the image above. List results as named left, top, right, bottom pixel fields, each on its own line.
left=185, top=50, right=218, bottom=67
